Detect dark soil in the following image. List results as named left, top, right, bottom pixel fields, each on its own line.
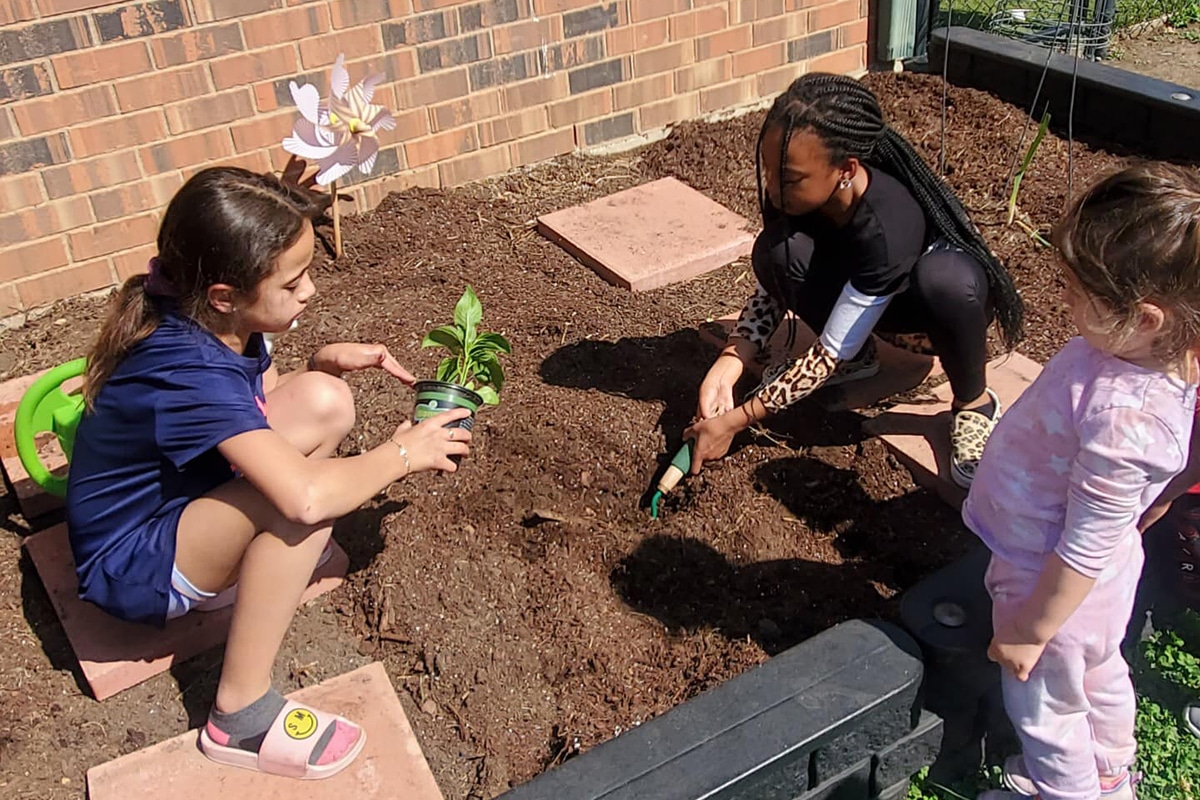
left=0, top=72, right=1186, bottom=800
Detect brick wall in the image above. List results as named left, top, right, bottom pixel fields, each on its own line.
left=0, top=0, right=867, bottom=317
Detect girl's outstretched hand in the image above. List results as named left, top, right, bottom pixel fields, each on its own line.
left=391, top=409, right=472, bottom=474
left=312, top=343, right=416, bottom=384
left=987, top=622, right=1047, bottom=682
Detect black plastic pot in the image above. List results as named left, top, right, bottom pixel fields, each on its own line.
left=413, top=380, right=483, bottom=432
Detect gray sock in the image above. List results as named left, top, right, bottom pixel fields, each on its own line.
left=209, top=688, right=340, bottom=764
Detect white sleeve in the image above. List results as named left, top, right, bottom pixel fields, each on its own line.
left=818, top=282, right=894, bottom=361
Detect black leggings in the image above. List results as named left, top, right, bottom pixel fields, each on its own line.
left=752, top=226, right=991, bottom=403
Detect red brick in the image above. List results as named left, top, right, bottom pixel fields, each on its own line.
left=438, top=144, right=510, bottom=187
left=11, top=85, right=117, bottom=136
left=668, top=5, right=728, bottom=39
left=16, top=258, right=115, bottom=309
left=89, top=173, right=183, bottom=222
left=429, top=90, right=501, bottom=132
left=509, top=127, right=575, bottom=166
left=67, top=214, right=158, bottom=261
left=149, top=22, right=244, bottom=68
left=404, top=126, right=479, bottom=168
left=629, top=0, right=689, bottom=22
left=0, top=173, right=43, bottom=214
left=531, top=0, right=595, bottom=13
left=209, top=44, right=298, bottom=90
left=0, top=0, right=37, bottom=26
left=52, top=41, right=153, bottom=89
left=477, top=107, right=547, bottom=147
left=140, top=129, right=235, bottom=173
left=695, top=25, right=753, bottom=60
left=242, top=5, right=330, bottom=48
left=638, top=92, right=699, bottom=131
left=733, top=42, right=785, bottom=77
left=732, top=0, right=786, bottom=22
left=758, top=62, right=806, bottom=95
left=164, top=89, right=255, bottom=135
left=328, top=0, right=392, bottom=28
left=41, top=151, right=142, bottom=200
left=0, top=196, right=94, bottom=247
left=400, top=69, right=471, bottom=107
left=806, top=44, right=864, bottom=74
left=606, top=19, right=667, bottom=56
left=491, top=16, right=560, bottom=55
left=614, top=73, right=674, bottom=110
left=112, top=243, right=158, bottom=281
left=632, top=41, right=693, bottom=77
left=840, top=17, right=868, bottom=46
left=193, top=149, right=272, bottom=176
left=69, top=110, right=167, bottom=158
left=32, top=0, right=111, bottom=14
left=298, top=27, right=382, bottom=69
left=548, top=89, right=612, bottom=127
left=0, top=284, right=20, bottom=317
left=699, top=76, right=756, bottom=113
left=389, top=107, right=432, bottom=143
left=809, top=0, right=860, bottom=31
left=0, top=109, right=15, bottom=141
left=0, top=237, right=69, bottom=284
left=753, top=12, right=808, bottom=44
left=192, top=0, right=282, bottom=22
left=503, top=73, right=570, bottom=111
left=114, top=65, right=212, bottom=112
left=675, top=57, right=731, bottom=92
left=230, top=111, right=295, bottom=153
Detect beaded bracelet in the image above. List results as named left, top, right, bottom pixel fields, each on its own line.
left=390, top=439, right=411, bottom=476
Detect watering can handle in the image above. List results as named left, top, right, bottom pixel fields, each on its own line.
left=13, top=358, right=88, bottom=499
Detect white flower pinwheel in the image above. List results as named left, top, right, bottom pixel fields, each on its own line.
left=282, top=54, right=397, bottom=185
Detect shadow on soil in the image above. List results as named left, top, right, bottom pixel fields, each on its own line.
left=613, top=457, right=968, bottom=655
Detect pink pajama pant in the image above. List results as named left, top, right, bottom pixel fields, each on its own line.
left=985, top=534, right=1143, bottom=800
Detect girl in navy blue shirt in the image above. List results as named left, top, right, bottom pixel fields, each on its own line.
left=67, top=165, right=469, bottom=779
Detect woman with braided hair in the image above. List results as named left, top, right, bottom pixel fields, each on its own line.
left=685, top=73, right=1024, bottom=487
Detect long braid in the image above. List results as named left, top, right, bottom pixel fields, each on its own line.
left=755, top=74, right=1025, bottom=349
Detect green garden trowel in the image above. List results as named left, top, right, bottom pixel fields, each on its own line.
left=648, top=439, right=694, bottom=519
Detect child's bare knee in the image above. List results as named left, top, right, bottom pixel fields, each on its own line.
left=300, top=371, right=356, bottom=437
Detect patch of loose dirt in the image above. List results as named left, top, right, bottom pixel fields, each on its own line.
left=0, top=73, right=1192, bottom=799
left=1113, top=28, right=1200, bottom=89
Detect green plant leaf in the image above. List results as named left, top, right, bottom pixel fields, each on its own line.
left=479, top=353, right=505, bottom=393
left=476, top=385, right=500, bottom=405
left=472, top=332, right=512, bottom=354
left=422, top=325, right=464, bottom=354
left=436, top=357, right=458, bottom=383
left=453, top=286, right=482, bottom=343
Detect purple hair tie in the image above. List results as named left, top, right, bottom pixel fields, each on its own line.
left=143, top=256, right=178, bottom=299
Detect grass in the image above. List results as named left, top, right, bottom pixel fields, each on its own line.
left=907, top=610, right=1200, bottom=799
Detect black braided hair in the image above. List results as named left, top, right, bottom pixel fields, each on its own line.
left=756, top=73, right=1025, bottom=350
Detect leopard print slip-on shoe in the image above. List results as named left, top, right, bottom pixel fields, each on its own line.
left=951, top=387, right=1002, bottom=489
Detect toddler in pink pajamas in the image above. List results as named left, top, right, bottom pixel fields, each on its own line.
left=963, top=164, right=1200, bottom=800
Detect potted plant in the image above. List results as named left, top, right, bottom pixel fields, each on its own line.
left=415, top=286, right=511, bottom=431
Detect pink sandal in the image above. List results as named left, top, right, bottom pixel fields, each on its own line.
left=198, top=700, right=366, bottom=779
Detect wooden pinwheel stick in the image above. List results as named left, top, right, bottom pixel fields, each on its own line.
left=330, top=179, right=343, bottom=257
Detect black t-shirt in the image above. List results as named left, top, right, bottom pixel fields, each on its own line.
left=783, top=165, right=928, bottom=297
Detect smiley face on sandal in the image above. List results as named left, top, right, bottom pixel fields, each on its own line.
left=284, top=708, right=317, bottom=740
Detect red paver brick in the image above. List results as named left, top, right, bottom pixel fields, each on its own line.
left=862, top=350, right=1043, bottom=509
left=23, top=524, right=350, bottom=700
left=86, top=662, right=443, bottom=799
left=537, top=177, right=755, bottom=292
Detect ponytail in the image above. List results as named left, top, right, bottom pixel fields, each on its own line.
left=83, top=276, right=162, bottom=409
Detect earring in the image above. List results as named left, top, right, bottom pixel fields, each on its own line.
left=838, top=177, right=852, bottom=190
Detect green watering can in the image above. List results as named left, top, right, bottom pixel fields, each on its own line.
left=13, top=358, right=87, bottom=498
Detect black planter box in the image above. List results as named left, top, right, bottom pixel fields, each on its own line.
left=929, top=26, right=1198, bottom=160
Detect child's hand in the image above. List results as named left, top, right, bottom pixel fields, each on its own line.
left=391, top=410, right=472, bottom=473
left=311, top=343, right=416, bottom=384
left=988, top=622, right=1048, bottom=681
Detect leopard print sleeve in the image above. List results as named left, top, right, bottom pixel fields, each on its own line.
left=751, top=339, right=839, bottom=413
left=731, top=282, right=784, bottom=351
